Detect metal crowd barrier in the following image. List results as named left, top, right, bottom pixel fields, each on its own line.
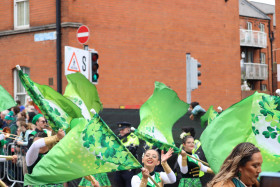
left=4, top=143, right=24, bottom=187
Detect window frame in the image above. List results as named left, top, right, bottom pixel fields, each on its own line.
left=260, top=53, right=266, bottom=64
left=13, top=67, right=30, bottom=106
left=247, top=22, right=252, bottom=30
left=14, top=0, right=30, bottom=30
left=259, top=23, right=265, bottom=32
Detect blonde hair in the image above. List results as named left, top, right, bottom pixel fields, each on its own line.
left=207, top=142, right=260, bottom=187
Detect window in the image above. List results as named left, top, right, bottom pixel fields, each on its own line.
left=14, top=67, right=30, bottom=106
left=261, top=84, right=267, bottom=91
left=246, top=51, right=253, bottom=63
left=14, top=0, right=29, bottom=29
left=260, top=53, right=266, bottom=64
left=259, top=23, right=265, bottom=32
left=247, top=22, right=252, bottom=30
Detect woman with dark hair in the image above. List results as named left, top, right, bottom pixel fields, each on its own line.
left=131, top=148, right=176, bottom=187
left=177, top=135, right=213, bottom=187
left=189, top=102, right=206, bottom=120
left=208, top=142, right=262, bottom=187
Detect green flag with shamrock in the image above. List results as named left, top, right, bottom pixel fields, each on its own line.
left=0, top=85, right=17, bottom=112
left=135, top=81, right=189, bottom=153
left=64, top=72, right=103, bottom=120
left=24, top=115, right=142, bottom=185
left=200, top=105, right=219, bottom=128
left=17, top=66, right=83, bottom=131
left=200, top=92, right=280, bottom=174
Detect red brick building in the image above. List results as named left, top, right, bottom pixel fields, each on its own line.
left=0, top=0, right=241, bottom=110
left=239, top=0, right=276, bottom=98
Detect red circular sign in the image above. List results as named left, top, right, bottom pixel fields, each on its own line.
left=77, top=25, right=90, bottom=44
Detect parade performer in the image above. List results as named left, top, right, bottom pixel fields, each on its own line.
left=131, top=148, right=176, bottom=187
left=27, top=114, right=48, bottom=148
left=177, top=135, right=213, bottom=187
left=115, top=122, right=139, bottom=187
left=26, top=129, right=65, bottom=186
left=180, top=128, right=201, bottom=154
left=208, top=142, right=262, bottom=187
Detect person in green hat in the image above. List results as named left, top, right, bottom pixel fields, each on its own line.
left=4, top=111, right=15, bottom=125
left=27, top=114, right=48, bottom=148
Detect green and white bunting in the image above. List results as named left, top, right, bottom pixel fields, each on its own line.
left=64, top=72, right=103, bottom=120
left=135, top=81, right=189, bottom=153
left=17, top=67, right=83, bottom=131
left=0, top=85, right=17, bottom=112
left=201, top=92, right=280, bottom=173
left=24, top=115, right=142, bottom=185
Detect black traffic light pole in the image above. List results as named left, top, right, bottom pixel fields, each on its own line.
left=56, top=0, right=62, bottom=93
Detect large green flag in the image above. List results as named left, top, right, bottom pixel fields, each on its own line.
left=0, top=85, right=17, bottom=112
left=200, top=105, right=219, bottom=128
left=24, top=115, right=142, bottom=185
left=64, top=72, right=103, bottom=120
left=201, top=92, right=280, bottom=174
left=135, top=81, right=189, bottom=153
left=17, top=66, right=83, bottom=131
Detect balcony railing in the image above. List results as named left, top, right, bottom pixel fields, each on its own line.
left=240, top=29, right=267, bottom=48
left=241, top=62, right=268, bottom=80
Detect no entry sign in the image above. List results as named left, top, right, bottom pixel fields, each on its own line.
left=77, top=25, right=90, bottom=44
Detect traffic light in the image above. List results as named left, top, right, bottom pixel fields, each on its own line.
left=190, top=58, right=201, bottom=90
left=186, top=53, right=202, bottom=103
left=90, top=51, right=99, bottom=83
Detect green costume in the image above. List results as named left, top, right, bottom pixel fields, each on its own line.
left=79, top=173, right=111, bottom=186
left=178, top=154, right=202, bottom=187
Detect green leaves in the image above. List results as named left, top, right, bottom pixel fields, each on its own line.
left=81, top=115, right=141, bottom=170
left=252, top=126, right=259, bottom=135
left=262, top=126, right=277, bottom=139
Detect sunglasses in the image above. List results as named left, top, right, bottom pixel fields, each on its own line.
left=40, top=120, right=47, bottom=124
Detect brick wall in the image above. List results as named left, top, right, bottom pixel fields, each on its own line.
left=0, top=0, right=241, bottom=110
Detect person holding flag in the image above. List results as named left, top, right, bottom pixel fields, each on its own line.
left=131, top=148, right=176, bottom=187
left=26, top=129, right=65, bottom=186
left=27, top=114, right=48, bottom=148
left=177, top=135, right=214, bottom=187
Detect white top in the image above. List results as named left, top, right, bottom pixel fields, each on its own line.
left=26, top=138, right=46, bottom=166
left=131, top=171, right=176, bottom=186
left=177, top=154, right=208, bottom=174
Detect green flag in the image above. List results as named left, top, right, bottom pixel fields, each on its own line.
left=200, top=92, right=280, bottom=174
left=64, top=72, right=103, bottom=120
left=24, top=115, right=142, bottom=185
left=135, top=81, right=189, bottom=153
left=17, top=67, right=83, bottom=131
left=200, top=105, right=219, bottom=128
left=0, top=85, right=17, bottom=112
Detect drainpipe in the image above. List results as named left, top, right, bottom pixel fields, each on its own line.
left=268, top=20, right=275, bottom=93
left=56, top=0, right=62, bottom=93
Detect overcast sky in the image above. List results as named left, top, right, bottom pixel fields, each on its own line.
left=248, top=0, right=275, bottom=5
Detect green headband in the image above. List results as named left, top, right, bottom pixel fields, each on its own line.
left=32, top=114, right=43, bottom=124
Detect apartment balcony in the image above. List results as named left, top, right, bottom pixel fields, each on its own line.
left=241, top=62, right=268, bottom=80
left=240, top=29, right=267, bottom=48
